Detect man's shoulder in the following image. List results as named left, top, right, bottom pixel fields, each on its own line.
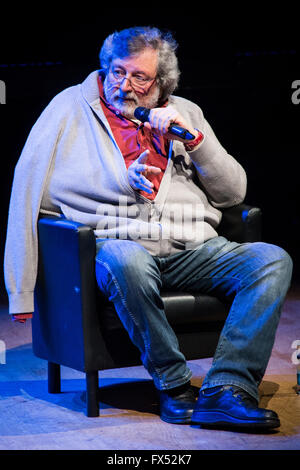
left=48, top=84, right=80, bottom=109
left=36, top=84, right=82, bottom=125
left=48, top=70, right=99, bottom=110
left=168, top=95, right=204, bottom=125
left=168, top=94, right=202, bottom=112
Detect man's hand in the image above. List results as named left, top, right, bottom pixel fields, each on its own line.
left=143, top=106, right=197, bottom=143
left=128, top=150, right=161, bottom=194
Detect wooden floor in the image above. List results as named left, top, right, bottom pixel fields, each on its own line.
left=0, top=283, right=300, bottom=452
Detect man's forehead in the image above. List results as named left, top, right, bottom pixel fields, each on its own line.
left=111, top=49, right=158, bottom=74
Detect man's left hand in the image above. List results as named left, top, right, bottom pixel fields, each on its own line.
left=143, top=106, right=197, bottom=143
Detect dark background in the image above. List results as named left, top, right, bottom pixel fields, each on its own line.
left=0, top=10, right=299, bottom=302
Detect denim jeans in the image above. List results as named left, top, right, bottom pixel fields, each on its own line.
left=95, top=236, right=293, bottom=401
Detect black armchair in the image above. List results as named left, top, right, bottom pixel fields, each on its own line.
left=32, top=203, right=261, bottom=417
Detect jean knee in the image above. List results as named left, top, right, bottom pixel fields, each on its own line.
left=251, top=242, right=293, bottom=282
left=275, top=246, right=293, bottom=281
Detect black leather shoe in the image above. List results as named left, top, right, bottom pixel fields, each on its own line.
left=159, top=383, right=197, bottom=424
left=191, top=385, right=280, bottom=430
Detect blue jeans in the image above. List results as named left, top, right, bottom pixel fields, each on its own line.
left=95, top=236, right=293, bottom=401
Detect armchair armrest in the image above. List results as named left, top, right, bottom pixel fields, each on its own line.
left=218, top=203, right=262, bottom=243
left=33, top=216, right=112, bottom=372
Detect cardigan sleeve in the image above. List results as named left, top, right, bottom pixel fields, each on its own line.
left=170, top=96, right=247, bottom=209
left=4, top=92, right=68, bottom=315
left=189, top=117, right=247, bottom=208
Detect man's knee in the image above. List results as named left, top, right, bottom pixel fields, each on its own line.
left=248, top=242, right=293, bottom=281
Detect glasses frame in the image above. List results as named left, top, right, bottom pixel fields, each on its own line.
left=109, top=66, right=156, bottom=92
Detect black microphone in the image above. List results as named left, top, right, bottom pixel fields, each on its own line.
left=134, top=107, right=195, bottom=141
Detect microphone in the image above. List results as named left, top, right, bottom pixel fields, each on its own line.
left=134, top=107, right=196, bottom=141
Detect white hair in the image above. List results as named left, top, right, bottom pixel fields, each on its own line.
left=99, top=26, right=180, bottom=103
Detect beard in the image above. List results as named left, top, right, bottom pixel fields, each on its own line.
left=103, top=76, right=160, bottom=119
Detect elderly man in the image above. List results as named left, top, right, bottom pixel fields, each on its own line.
left=4, top=26, right=292, bottom=430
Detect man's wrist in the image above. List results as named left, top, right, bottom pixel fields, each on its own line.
left=184, top=130, right=204, bottom=152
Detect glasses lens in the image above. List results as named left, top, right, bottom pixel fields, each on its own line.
left=112, top=69, right=125, bottom=81
left=110, top=68, right=154, bottom=90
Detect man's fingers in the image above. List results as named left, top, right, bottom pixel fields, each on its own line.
left=137, top=149, right=149, bottom=163
left=135, top=164, right=161, bottom=175
left=149, top=107, right=180, bottom=135
left=145, top=166, right=161, bottom=175
left=130, top=173, right=153, bottom=194
left=128, top=149, right=161, bottom=195
left=143, top=106, right=196, bottom=142
left=134, top=163, right=148, bottom=173
left=140, top=174, right=154, bottom=188
left=135, top=183, right=153, bottom=194
left=131, top=172, right=153, bottom=188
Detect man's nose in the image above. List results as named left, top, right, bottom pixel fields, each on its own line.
left=120, top=76, right=133, bottom=92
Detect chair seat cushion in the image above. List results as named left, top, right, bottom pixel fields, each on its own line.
left=99, top=291, right=230, bottom=332
left=161, top=291, right=230, bottom=325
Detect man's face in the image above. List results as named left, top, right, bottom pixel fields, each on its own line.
left=103, top=48, right=161, bottom=119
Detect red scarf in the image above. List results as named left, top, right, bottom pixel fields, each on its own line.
left=97, top=74, right=169, bottom=200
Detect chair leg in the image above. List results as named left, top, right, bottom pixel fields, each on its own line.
left=48, top=361, right=61, bottom=393
left=86, top=370, right=99, bottom=417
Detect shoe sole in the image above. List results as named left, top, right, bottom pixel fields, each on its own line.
left=160, top=414, right=192, bottom=424
left=191, top=411, right=280, bottom=429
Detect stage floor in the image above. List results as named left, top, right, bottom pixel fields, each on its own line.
left=0, top=284, right=300, bottom=451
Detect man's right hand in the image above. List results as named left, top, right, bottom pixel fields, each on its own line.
left=127, top=150, right=161, bottom=194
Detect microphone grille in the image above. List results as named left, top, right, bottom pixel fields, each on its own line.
left=134, top=107, right=150, bottom=122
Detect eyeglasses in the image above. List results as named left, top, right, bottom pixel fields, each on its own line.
left=109, top=67, right=156, bottom=91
